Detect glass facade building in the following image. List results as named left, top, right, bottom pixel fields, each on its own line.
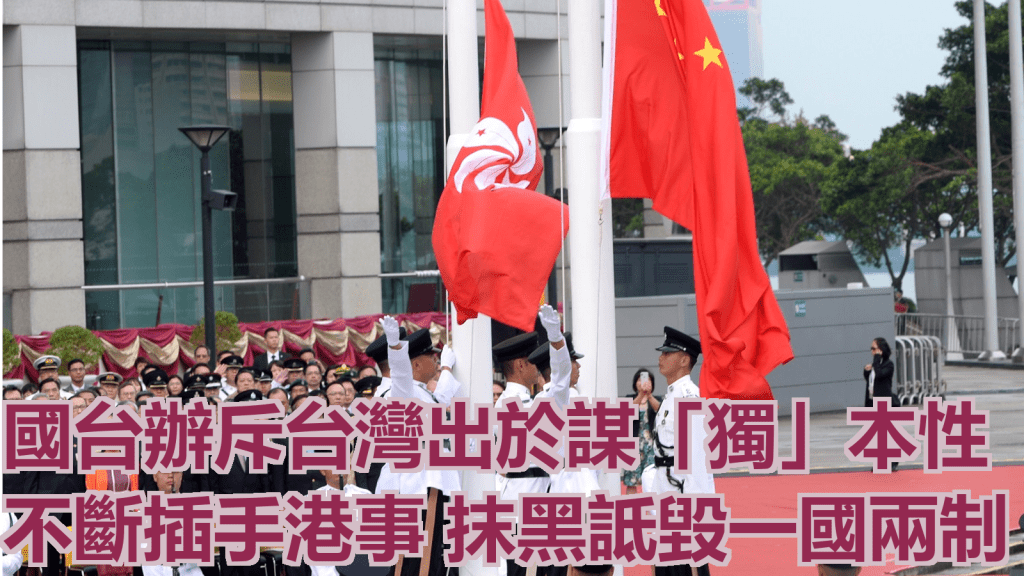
left=374, top=38, right=447, bottom=314
left=78, top=40, right=298, bottom=329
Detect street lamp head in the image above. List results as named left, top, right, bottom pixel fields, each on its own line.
left=938, top=213, right=953, bottom=229
left=179, top=125, right=231, bottom=152
left=537, top=126, right=566, bottom=150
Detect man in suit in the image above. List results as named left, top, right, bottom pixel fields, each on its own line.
left=253, top=327, right=289, bottom=372
left=212, top=390, right=274, bottom=576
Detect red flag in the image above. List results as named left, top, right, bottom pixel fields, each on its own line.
left=432, top=0, right=569, bottom=333
left=602, top=0, right=793, bottom=399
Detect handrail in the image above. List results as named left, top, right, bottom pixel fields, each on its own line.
left=82, top=276, right=307, bottom=291
left=895, top=312, right=1019, bottom=357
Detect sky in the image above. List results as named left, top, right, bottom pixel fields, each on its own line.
left=760, top=0, right=967, bottom=150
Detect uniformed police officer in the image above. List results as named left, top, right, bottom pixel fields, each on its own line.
left=282, top=357, right=307, bottom=385
left=642, top=326, right=714, bottom=576
left=218, top=354, right=244, bottom=400
left=143, top=368, right=170, bottom=398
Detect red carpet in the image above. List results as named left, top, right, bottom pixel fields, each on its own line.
left=623, top=465, right=1023, bottom=576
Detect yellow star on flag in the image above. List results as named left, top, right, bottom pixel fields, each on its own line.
left=694, top=37, right=723, bottom=70
left=655, top=0, right=666, bottom=16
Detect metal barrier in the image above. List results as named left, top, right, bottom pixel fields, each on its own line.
left=895, top=313, right=1020, bottom=358
left=893, top=335, right=946, bottom=406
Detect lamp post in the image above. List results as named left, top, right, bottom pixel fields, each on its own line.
left=939, top=213, right=963, bottom=361
left=537, top=126, right=567, bottom=308
left=179, top=125, right=231, bottom=366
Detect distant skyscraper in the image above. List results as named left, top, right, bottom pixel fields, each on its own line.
left=706, top=0, right=764, bottom=109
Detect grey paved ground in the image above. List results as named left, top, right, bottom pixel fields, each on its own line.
left=772, top=365, right=1024, bottom=472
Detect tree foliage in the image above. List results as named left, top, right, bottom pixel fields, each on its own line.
left=821, top=124, right=974, bottom=290
left=739, top=78, right=845, bottom=267
left=895, top=0, right=1022, bottom=265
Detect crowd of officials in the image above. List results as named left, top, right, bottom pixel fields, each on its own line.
left=1, top=318, right=740, bottom=576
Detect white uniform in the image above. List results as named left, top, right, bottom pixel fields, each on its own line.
left=544, top=344, right=601, bottom=496
left=219, top=380, right=237, bottom=402
left=641, top=374, right=715, bottom=495
left=493, top=370, right=565, bottom=500
left=309, top=483, right=372, bottom=576
left=374, top=342, right=461, bottom=496
left=373, top=376, right=392, bottom=398
left=2, top=513, right=23, bottom=576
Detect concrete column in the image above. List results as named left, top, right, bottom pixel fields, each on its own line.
left=3, top=25, right=86, bottom=335
left=292, top=32, right=382, bottom=319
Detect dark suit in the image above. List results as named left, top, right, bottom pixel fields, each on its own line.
left=212, top=456, right=274, bottom=576
left=25, top=463, right=86, bottom=576
left=269, top=438, right=325, bottom=495
left=864, top=355, right=897, bottom=407
left=252, top=351, right=290, bottom=373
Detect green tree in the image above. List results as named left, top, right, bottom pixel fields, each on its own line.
left=822, top=124, right=974, bottom=290
left=895, top=0, right=1022, bottom=265
left=739, top=78, right=846, bottom=267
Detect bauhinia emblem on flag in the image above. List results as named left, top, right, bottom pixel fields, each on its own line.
left=601, top=0, right=794, bottom=399
left=432, top=0, right=570, bottom=333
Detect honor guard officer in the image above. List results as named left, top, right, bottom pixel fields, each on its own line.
left=495, top=315, right=574, bottom=576
left=493, top=332, right=551, bottom=502
left=354, top=325, right=405, bottom=494
left=364, top=326, right=406, bottom=398
left=378, top=317, right=461, bottom=576
left=643, top=326, right=715, bottom=576
left=33, top=355, right=61, bottom=385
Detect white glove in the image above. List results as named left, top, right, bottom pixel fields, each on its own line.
left=538, top=304, right=563, bottom=343
left=382, top=316, right=401, bottom=347
left=440, top=346, right=456, bottom=370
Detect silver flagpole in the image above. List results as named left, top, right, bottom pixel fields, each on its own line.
left=973, top=0, right=1006, bottom=360
left=1007, top=0, right=1024, bottom=362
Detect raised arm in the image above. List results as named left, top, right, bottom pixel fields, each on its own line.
left=433, top=345, right=463, bottom=404
left=382, top=316, right=415, bottom=399
left=536, top=305, right=571, bottom=409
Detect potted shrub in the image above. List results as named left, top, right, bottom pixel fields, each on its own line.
left=190, top=311, right=244, bottom=355
left=45, top=325, right=105, bottom=374
left=3, top=329, right=19, bottom=376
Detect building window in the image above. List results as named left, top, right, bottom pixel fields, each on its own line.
left=374, top=38, right=446, bottom=314
left=78, top=40, right=297, bottom=330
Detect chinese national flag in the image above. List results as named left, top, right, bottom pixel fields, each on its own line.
left=602, top=0, right=793, bottom=399
left=432, top=0, right=570, bottom=332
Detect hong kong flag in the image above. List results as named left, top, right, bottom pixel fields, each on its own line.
left=602, top=0, right=793, bottom=399
left=432, top=0, right=569, bottom=332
